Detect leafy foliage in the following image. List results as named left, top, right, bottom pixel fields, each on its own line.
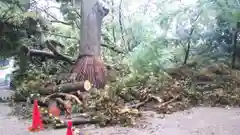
left=0, top=0, right=239, bottom=72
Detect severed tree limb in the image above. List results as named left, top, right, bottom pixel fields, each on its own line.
left=20, top=43, right=116, bottom=70
left=55, top=97, right=65, bottom=105
left=148, top=94, right=164, bottom=103
left=130, top=97, right=150, bottom=109
left=20, top=44, right=74, bottom=64
left=55, top=97, right=72, bottom=119
left=130, top=95, right=179, bottom=109
left=157, top=95, right=180, bottom=109
left=45, top=40, right=73, bottom=64
left=43, top=93, right=83, bottom=106
left=20, top=45, right=56, bottom=58
left=129, top=94, right=163, bottom=109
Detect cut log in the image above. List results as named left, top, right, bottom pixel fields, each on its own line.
left=39, top=80, right=92, bottom=95
left=59, top=80, right=92, bottom=92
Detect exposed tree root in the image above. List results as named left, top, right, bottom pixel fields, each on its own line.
left=71, top=55, right=106, bottom=89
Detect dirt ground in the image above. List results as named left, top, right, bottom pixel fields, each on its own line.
left=1, top=103, right=240, bottom=135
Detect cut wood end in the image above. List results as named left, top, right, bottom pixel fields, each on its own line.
left=84, top=80, right=92, bottom=91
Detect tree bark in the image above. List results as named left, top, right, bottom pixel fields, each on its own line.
left=79, top=0, right=99, bottom=56
left=71, top=0, right=109, bottom=89
left=79, top=0, right=108, bottom=56
left=231, top=22, right=240, bottom=68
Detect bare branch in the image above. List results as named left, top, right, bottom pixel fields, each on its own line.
left=110, top=0, right=116, bottom=43
left=19, top=42, right=116, bottom=70
left=118, top=0, right=125, bottom=45
left=47, top=32, right=78, bottom=39
left=37, top=7, right=72, bottom=25
left=20, top=41, right=74, bottom=64
left=101, top=43, right=124, bottom=54
left=46, top=40, right=74, bottom=63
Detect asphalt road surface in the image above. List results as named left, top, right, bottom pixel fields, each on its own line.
left=0, top=87, right=14, bottom=100
left=0, top=89, right=240, bottom=135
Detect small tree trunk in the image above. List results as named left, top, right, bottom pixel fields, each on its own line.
left=183, top=27, right=194, bottom=65
left=71, top=0, right=109, bottom=89
left=231, top=22, right=240, bottom=68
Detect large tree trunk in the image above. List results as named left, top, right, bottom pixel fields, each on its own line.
left=71, top=0, right=109, bottom=89
left=17, top=0, right=109, bottom=90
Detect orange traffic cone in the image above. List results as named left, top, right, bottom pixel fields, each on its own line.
left=66, top=121, right=73, bottom=135
left=28, top=100, right=44, bottom=132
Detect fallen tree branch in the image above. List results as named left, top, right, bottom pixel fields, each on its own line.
left=54, top=97, right=65, bottom=105
left=20, top=43, right=116, bottom=70
left=45, top=40, right=73, bottom=64
left=20, top=44, right=74, bottom=64
left=43, top=93, right=83, bottom=106
left=149, top=94, right=164, bottom=103
left=157, top=95, right=180, bottom=109
left=129, top=94, right=163, bottom=109
left=130, top=97, right=150, bottom=109
left=55, top=97, right=72, bottom=119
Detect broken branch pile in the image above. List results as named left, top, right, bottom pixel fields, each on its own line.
left=10, top=62, right=240, bottom=128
